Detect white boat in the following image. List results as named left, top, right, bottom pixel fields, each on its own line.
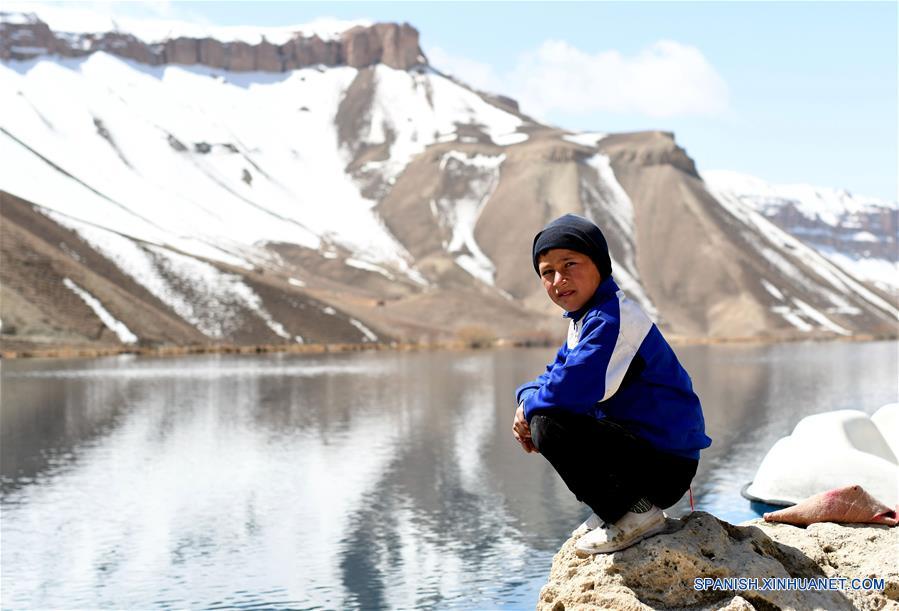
left=742, top=403, right=899, bottom=507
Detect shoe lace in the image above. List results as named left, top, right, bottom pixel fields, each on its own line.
left=585, top=513, right=604, bottom=529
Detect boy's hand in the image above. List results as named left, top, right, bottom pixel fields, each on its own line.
left=513, top=404, right=538, bottom=454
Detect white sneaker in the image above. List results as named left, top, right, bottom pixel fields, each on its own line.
left=571, top=512, right=605, bottom=537
left=575, top=506, right=666, bottom=554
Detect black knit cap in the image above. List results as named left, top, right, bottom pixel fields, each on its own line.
left=532, top=214, right=613, bottom=279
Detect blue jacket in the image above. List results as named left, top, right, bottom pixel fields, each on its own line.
left=516, top=277, right=712, bottom=460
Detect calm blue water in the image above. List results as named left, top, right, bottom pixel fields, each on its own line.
left=1, top=341, right=896, bottom=609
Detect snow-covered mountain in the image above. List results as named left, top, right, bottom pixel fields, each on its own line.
left=1, top=12, right=896, bottom=353
left=704, top=170, right=898, bottom=294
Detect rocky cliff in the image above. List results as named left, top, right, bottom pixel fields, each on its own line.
left=0, top=13, right=424, bottom=71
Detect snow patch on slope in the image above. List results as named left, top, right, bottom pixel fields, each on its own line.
left=564, top=132, right=608, bottom=147
left=0, top=53, right=426, bottom=283
left=704, top=170, right=898, bottom=291
left=791, top=298, right=851, bottom=336
left=51, top=215, right=291, bottom=340
left=761, top=279, right=785, bottom=301
left=818, top=249, right=898, bottom=293
left=771, top=305, right=813, bottom=332
left=704, top=170, right=896, bottom=223
left=360, top=65, right=521, bottom=184
left=709, top=187, right=898, bottom=324
left=349, top=318, right=378, bottom=342
left=434, top=151, right=505, bottom=285
left=345, top=258, right=396, bottom=280
left=62, top=277, right=138, bottom=343
left=492, top=132, right=529, bottom=146
left=580, top=153, right=657, bottom=319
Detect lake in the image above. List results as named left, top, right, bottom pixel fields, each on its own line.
left=1, top=340, right=896, bottom=609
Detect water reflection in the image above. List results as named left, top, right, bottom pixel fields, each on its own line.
left=1, top=342, right=896, bottom=609
left=678, top=340, right=899, bottom=521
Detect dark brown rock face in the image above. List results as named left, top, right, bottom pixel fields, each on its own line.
left=226, top=41, right=255, bottom=71
left=198, top=38, right=225, bottom=67
left=283, top=35, right=340, bottom=70
left=93, top=32, right=160, bottom=65
left=164, top=37, right=199, bottom=65
left=0, top=13, right=425, bottom=72
left=341, top=23, right=422, bottom=69
left=601, top=130, right=700, bottom=178
left=0, top=14, right=59, bottom=60
left=255, top=39, right=281, bottom=72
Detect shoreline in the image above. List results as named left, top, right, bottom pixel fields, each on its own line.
left=1, top=331, right=894, bottom=360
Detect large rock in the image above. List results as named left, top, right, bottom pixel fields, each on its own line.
left=341, top=22, right=422, bottom=69
left=537, top=511, right=897, bottom=611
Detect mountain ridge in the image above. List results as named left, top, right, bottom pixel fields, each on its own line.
left=1, top=16, right=895, bottom=354
left=1, top=12, right=425, bottom=71
left=704, top=170, right=897, bottom=294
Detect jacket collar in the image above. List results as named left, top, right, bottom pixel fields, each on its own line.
left=562, top=276, right=619, bottom=322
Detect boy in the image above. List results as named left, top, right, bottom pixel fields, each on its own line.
left=512, top=214, right=711, bottom=554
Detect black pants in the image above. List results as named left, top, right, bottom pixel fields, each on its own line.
left=529, top=409, right=698, bottom=524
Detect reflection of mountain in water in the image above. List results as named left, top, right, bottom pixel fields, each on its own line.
left=336, top=352, right=575, bottom=608
left=1, top=357, right=134, bottom=491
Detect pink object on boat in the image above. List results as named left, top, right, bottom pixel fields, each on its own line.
left=763, top=485, right=898, bottom=526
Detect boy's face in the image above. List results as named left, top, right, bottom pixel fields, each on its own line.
left=538, top=248, right=602, bottom=312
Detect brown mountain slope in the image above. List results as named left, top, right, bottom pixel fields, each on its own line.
left=0, top=192, right=404, bottom=352
left=374, top=128, right=896, bottom=340
left=599, top=131, right=896, bottom=338
left=1, top=191, right=206, bottom=349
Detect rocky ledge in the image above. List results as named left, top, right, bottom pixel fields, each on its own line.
left=0, top=13, right=424, bottom=71
left=538, top=511, right=897, bottom=611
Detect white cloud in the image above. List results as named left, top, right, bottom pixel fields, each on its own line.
left=427, top=39, right=729, bottom=121
left=4, top=2, right=360, bottom=43
left=3, top=1, right=213, bottom=36
left=426, top=46, right=499, bottom=93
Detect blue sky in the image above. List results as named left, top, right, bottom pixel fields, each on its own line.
left=20, top=1, right=899, bottom=200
